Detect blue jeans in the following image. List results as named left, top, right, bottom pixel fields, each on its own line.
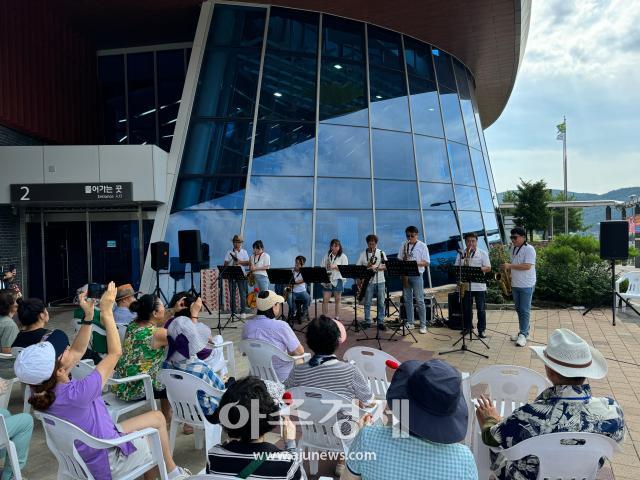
left=0, top=408, right=33, bottom=480
left=364, top=282, right=385, bottom=325
left=403, top=275, right=426, bottom=328
left=288, top=290, right=311, bottom=316
left=463, top=290, right=487, bottom=332
left=254, top=274, right=270, bottom=293
left=230, top=278, right=248, bottom=312
left=512, top=286, right=534, bottom=337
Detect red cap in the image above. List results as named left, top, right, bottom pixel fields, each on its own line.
left=282, top=391, right=293, bottom=405
left=385, top=359, right=400, bottom=370
left=254, top=287, right=260, bottom=292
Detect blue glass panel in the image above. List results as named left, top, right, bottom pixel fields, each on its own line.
left=369, top=67, right=410, bottom=131
left=267, top=7, right=318, bottom=54
left=420, top=182, right=454, bottom=210
left=414, top=135, right=450, bottom=182
left=432, top=49, right=456, bottom=91
left=459, top=210, right=484, bottom=237
left=374, top=180, right=419, bottom=209
left=478, top=188, right=494, bottom=212
left=372, top=130, right=415, bottom=180
left=322, top=15, right=365, bottom=61
left=317, top=124, right=370, bottom=178
left=403, top=37, right=435, bottom=81
left=173, top=176, right=246, bottom=211
left=408, top=76, right=443, bottom=138
left=375, top=210, right=424, bottom=257
left=259, top=53, right=317, bottom=121
left=454, top=60, right=481, bottom=150
left=447, top=141, right=474, bottom=186
left=208, top=5, right=266, bottom=48
left=367, top=25, right=402, bottom=70
left=470, top=149, right=490, bottom=190
left=319, top=60, right=368, bottom=126
left=98, top=55, right=127, bottom=144
left=440, top=88, right=467, bottom=144
left=244, top=210, right=312, bottom=268
left=315, top=210, right=373, bottom=265
left=181, top=120, right=252, bottom=176
left=246, top=177, right=313, bottom=209
left=422, top=209, right=460, bottom=286
left=194, top=49, right=261, bottom=118
left=127, top=52, right=156, bottom=145
left=252, top=121, right=315, bottom=176
left=482, top=209, right=499, bottom=231
left=316, top=178, right=371, bottom=209
left=157, top=50, right=186, bottom=151
left=454, top=184, right=480, bottom=211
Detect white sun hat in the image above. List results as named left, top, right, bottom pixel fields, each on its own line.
left=530, top=328, right=607, bottom=379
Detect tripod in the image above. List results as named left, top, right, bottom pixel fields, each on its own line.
left=152, top=269, right=169, bottom=305
left=186, top=266, right=211, bottom=314
left=214, top=265, right=245, bottom=333
left=582, top=260, right=640, bottom=325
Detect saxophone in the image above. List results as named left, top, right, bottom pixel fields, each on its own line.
left=401, top=242, right=411, bottom=289
left=357, top=252, right=377, bottom=303
left=494, top=269, right=512, bottom=298
left=458, top=251, right=471, bottom=298
left=247, top=255, right=256, bottom=286
left=284, top=270, right=295, bottom=302
left=322, top=256, right=333, bottom=289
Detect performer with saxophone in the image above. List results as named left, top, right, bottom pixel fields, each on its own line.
left=249, top=240, right=271, bottom=293
left=223, top=234, right=251, bottom=315
left=502, top=227, right=536, bottom=347
left=356, top=234, right=387, bottom=331
left=454, top=232, right=491, bottom=338
left=286, top=255, right=311, bottom=320
left=397, top=226, right=430, bottom=334
left=321, top=239, right=348, bottom=320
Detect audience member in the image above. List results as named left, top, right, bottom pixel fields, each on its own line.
left=14, top=283, right=191, bottom=480
left=0, top=289, right=19, bottom=353
left=0, top=377, right=33, bottom=480
left=208, top=376, right=303, bottom=479
left=242, top=290, right=304, bottom=382
left=113, top=284, right=137, bottom=326
left=12, top=298, right=50, bottom=349
left=476, top=328, right=625, bottom=480
left=344, top=359, right=477, bottom=480
left=113, top=294, right=169, bottom=420
left=72, top=285, right=107, bottom=360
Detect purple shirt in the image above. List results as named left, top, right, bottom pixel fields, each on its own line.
left=47, top=370, right=135, bottom=480
left=242, top=315, right=301, bottom=381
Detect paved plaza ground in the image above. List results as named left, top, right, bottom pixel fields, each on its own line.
left=2, top=301, right=640, bottom=479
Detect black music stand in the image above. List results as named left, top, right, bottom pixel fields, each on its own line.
left=440, top=265, right=489, bottom=358
left=300, top=267, right=330, bottom=322
left=337, top=265, right=370, bottom=337
left=267, top=269, right=296, bottom=322
left=385, top=259, right=419, bottom=343
left=214, top=265, right=245, bottom=334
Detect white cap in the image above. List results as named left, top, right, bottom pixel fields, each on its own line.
left=14, top=342, right=57, bottom=385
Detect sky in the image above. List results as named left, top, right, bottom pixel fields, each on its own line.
left=484, top=0, right=640, bottom=195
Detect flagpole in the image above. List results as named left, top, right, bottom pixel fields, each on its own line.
left=563, top=116, right=568, bottom=234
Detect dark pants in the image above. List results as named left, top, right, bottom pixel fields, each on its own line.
left=230, top=278, right=248, bottom=312
left=462, top=290, right=486, bottom=332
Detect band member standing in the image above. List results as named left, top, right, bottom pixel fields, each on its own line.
left=454, top=232, right=491, bottom=337
left=356, top=234, right=387, bottom=331
left=321, top=239, right=348, bottom=321
left=501, top=227, right=536, bottom=347
left=223, top=234, right=250, bottom=315
left=398, top=226, right=430, bottom=334
left=287, top=256, right=311, bottom=319
left=249, top=240, right=271, bottom=293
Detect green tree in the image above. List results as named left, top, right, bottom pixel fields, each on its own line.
left=551, top=192, right=589, bottom=234
left=512, top=179, right=551, bottom=241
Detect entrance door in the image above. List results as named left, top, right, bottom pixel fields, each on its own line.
left=44, top=222, right=88, bottom=303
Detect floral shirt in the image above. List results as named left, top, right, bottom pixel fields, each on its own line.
left=482, top=384, right=625, bottom=480
left=113, top=323, right=166, bottom=401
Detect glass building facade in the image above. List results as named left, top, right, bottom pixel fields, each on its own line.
left=163, top=3, right=502, bottom=287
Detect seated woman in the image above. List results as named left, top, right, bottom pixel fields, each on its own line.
left=14, top=283, right=191, bottom=480
left=242, top=290, right=304, bottom=382
left=0, top=289, right=19, bottom=354
left=113, top=294, right=169, bottom=420
left=208, top=376, right=303, bottom=479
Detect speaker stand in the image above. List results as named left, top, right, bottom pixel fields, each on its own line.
left=583, top=260, right=640, bottom=325
left=153, top=269, right=169, bottom=305
left=188, top=266, right=211, bottom=314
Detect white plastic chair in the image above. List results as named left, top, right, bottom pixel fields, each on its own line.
left=117, top=324, right=128, bottom=344
left=71, top=361, right=157, bottom=423
left=205, top=340, right=237, bottom=378
left=0, top=377, right=17, bottom=410
left=493, top=432, right=621, bottom=480
left=288, top=386, right=368, bottom=476
left=615, top=271, right=640, bottom=311
left=38, top=412, right=168, bottom=480
left=0, top=414, right=22, bottom=480
left=343, top=346, right=400, bottom=400
left=239, top=339, right=310, bottom=383
left=10, top=347, right=33, bottom=414
left=158, top=369, right=223, bottom=455
left=0, top=352, right=14, bottom=360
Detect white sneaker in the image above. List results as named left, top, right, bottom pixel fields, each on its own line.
left=510, top=334, right=520, bottom=341
left=170, top=467, right=192, bottom=480
left=419, top=327, right=427, bottom=334
left=516, top=334, right=527, bottom=347
left=404, top=323, right=414, bottom=330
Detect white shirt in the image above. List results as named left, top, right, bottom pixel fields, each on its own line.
left=397, top=240, right=430, bottom=274
left=292, top=270, right=307, bottom=293
left=224, top=248, right=249, bottom=274
left=356, top=248, right=386, bottom=284
left=510, top=243, right=536, bottom=288
left=454, top=248, right=491, bottom=292
left=320, top=253, right=348, bottom=286
left=250, top=252, right=271, bottom=277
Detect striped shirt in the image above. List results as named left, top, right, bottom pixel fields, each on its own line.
left=284, top=359, right=373, bottom=404
left=208, top=441, right=303, bottom=479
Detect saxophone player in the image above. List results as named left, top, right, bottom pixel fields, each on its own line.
left=356, top=234, right=387, bottom=330
left=287, top=256, right=311, bottom=320
left=223, top=234, right=250, bottom=315
left=454, top=232, right=491, bottom=337
left=397, top=225, right=430, bottom=334
left=321, top=239, right=348, bottom=320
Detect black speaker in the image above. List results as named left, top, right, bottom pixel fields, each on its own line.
left=169, top=257, right=185, bottom=281
left=193, top=243, right=210, bottom=273
left=600, top=221, right=628, bottom=260
left=178, top=230, right=202, bottom=264
left=150, top=242, right=169, bottom=271
left=446, top=292, right=463, bottom=330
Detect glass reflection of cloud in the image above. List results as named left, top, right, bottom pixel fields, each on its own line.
left=247, top=177, right=313, bottom=209
left=251, top=133, right=315, bottom=176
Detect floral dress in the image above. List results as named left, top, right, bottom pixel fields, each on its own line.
left=112, top=322, right=166, bottom=401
